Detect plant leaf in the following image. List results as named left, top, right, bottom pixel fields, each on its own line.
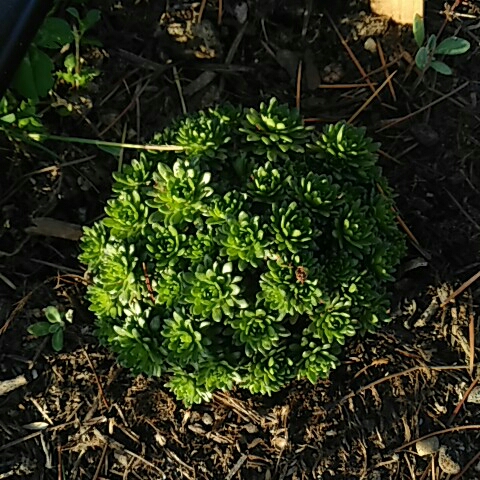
left=44, top=305, right=63, bottom=324
left=27, top=322, right=52, bottom=337
left=11, top=47, right=54, bottom=101
left=435, top=37, right=471, bottom=55
left=97, top=144, right=122, bottom=157
left=49, top=323, right=61, bottom=334
left=66, top=7, right=80, bottom=21
left=413, top=14, right=425, bottom=47
left=51, top=329, right=64, bottom=352
left=426, top=34, right=437, bottom=52
left=430, top=61, right=452, bottom=75
left=82, top=9, right=101, bottom=32
left=222, top=262, right=233, bottom=274
left=0, top=113, right=16, bottom=123
left=35, top=17, right=74, bottom=49
left=415, top=46, right=429, bottom=71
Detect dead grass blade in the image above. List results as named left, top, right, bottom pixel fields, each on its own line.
left=83, top=348, right=110, bottom=410
left=377, top=40, right=396, bottom=101
left=296, top=60, right=303, bottom=111
left=198, top=0, right=207, bottom=23
left=332, top=365, right=469, bottom=410
left=376, top=81, right=470, bottom=132
left=0, top=291, right=33, bottom=336
left=468, top=294, right=475, bottom=375
left=348, top=71, right=396, bottom=124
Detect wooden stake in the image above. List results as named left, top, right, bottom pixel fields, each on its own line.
left=370, top=0, right=424, bottom=24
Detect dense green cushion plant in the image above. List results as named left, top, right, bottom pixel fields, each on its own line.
left=79, top=98, right=406, bottom=406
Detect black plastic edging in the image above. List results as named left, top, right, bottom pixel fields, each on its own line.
left=0, top=0, right=53, bottom=99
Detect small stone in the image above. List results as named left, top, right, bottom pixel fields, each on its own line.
left=234, top=1, right=248, bottom=24
left=202, top=413, right=213, bottom=425
left=364, top=37, right=377, bottom=53
left=438, top=446, right=461, bottom=475
left=467, top=386, right=480, bottom=404
left=415, top=436, right=440, bottom=456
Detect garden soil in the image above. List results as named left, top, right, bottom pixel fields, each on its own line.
left=1, top=0, right=480, bottom=478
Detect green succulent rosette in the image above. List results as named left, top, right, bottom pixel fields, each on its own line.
left=79, top=98, right=406, bottom=406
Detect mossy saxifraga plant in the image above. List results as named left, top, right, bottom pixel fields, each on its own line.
left=79, top=98, right=407, bottom=406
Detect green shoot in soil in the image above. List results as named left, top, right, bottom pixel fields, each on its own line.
left=413, top=13, right=470, bottom=76
left=27, top=306, right=73, bottom=352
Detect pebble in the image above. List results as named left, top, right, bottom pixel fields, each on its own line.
left=202, top=413, right=213, bottom=426
left=438, top=446, right=461, bottom=475
left=467, top=386, right=480, bottom=404
left=415, top=436, right=439, bottom=456
left=364, top=37, right=377, bottom=53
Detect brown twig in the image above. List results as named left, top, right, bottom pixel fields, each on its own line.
left=376, top=81, right=469, bottom=132
left=326, top=11, right=376, bottom=94
left=173, top=65, right=187, bottom=114
left=218, top=0, right=223, bottom=25
left=348, top=71, right=396, bottom=124
left=395, top=424, right=480, bottom=452
left=378, top=149, right=402, bottom=165
left=0, top=291, right=33, bottom=336
left=92, top=443, right=109, bottom=480
left=331, top=365, right=469, bottom=410
left=376, top=182, right=429, bottom=258
left=447, top=376, right=479, bottom=426
left=0, top=431, right=42, bottom=452
left=296, top=60, right=303, bottom=111
left=318, top=83, right=377, bottom=89
left=198, top=0, right=207, bottom=23
left=468, top=294, right=475, bottom=375
left=142, top=262, right=156, bottom=304
left=98, top=78, right=151, bottom=137
left=83, top=348, right=110, bottom=409
left=376, top=40, right=396, bottom=101
left=440, top=270, right=480, bottom=308
left=57, top=440, right=62, bottom=480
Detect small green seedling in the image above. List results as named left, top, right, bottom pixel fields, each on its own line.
left=27, top=306, right=73, bottom=352
left=56, top=8, right=101, bottom=89
left=10, top=8, right=101, bottom=100
left=413, top=14, right=470, bottom=75
left=0, top=94, right=43, bottom=131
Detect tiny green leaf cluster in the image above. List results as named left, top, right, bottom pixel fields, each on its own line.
left=27, top=306, right=73, bottom=352
left=79, top=98, right=406, bottom=406
left=413, top=14, right=470, bottom=76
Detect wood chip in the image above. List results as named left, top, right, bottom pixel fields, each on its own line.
left=415, top=436, right=439, bottom=456
left=438, top=446, right=461, bottom=474
left=467, top=386, right=480, bottom=404
left=0, top=374, right=28, bottom=397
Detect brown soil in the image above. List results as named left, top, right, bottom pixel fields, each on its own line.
left=2, top=0, right=480, bottom=479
